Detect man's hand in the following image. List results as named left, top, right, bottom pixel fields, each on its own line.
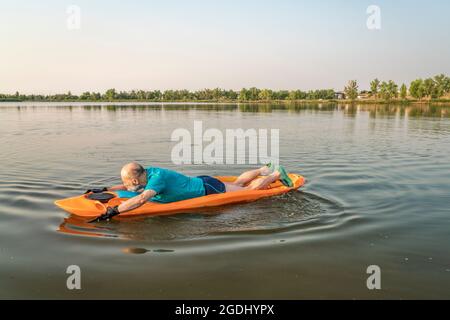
left=84, top=187, right=108, bottom=194
left=89, top=206, right=120, bottom=223
left=88, top=190, right=156, bottom=223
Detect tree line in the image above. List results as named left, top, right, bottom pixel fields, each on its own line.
left=0, top=88, right=336, bottom=102
left=1, top=74, right=449, bottom=102
left=344, top=74, right=450, bottom=101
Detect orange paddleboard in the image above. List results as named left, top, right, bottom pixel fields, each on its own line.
left=55, top=174, right=305, bottom=218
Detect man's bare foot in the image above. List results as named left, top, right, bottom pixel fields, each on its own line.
left=272, top=170, right=281, bottom=180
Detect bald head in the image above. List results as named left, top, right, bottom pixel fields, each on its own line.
left=121, top=162, right=145, bottom=180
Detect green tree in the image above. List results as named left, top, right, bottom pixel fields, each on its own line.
left=379, top=82, right=389, bottom=100
left=389, top=80, right=399, bottom=99
left=409, top=79, right=425, bottom=99
left=248, top=87, right=260, bottom=100
left=379, top=81, right=397, bottom=101
left=136, top=90, right=146, bottom=100
left=151, top=90, right=162, bottom=101
left=400, top=84, right=408, bottom=100
left=344, top=80, right=358, bottom=100
left=433, top=74, right=446, bottom=98
left=259, top=89, right=273, bottom=101
left=80, top=92, right=91, bottom=100
left=105, top=88, right=117, bottom=101
left=225, top=90, right=238, bottom=100
left=325, top=89, right=336, bottom=100
left=275, top=90, right=290, bottom=100
left=423, top=78, right=436, bottom=98
left=288, top=90, right=306, bottom=100
left=163, top=90, right=178, bottom=101
left=370, top=78, right=380, bottom=98
left=443, top=75, right=450, bottom=93
left=92, top=92, right=101, bottom=100
left=239, top=88, right=250, bottom=101
left=288, top=91, right=297, bottom=100
left=211, top=88, right=223, bottom=101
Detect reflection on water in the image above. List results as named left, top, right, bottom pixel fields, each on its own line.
left=92, top=103, right=450, bottom=118
left=59, top=216, right=122, bottom=239
left=1, top=102, right=450, bottom=299
left=4, top=102, right=450, bottom=118
left=238, top=103, right=450, bottom=118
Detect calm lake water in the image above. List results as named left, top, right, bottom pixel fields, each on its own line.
left=0, top=102, right=449, bottom=299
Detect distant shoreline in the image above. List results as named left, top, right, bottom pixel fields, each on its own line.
left=3, top=74, right=449, bottom=105
left=2, top=98, right=450, bottom=106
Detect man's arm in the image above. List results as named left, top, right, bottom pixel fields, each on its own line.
left=117, top=189, right=156, bottom=213
left=89, top=189, right=156, bottom=223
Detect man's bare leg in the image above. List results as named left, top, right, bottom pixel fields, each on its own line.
left=247, top=171, right=281, bottom=190
left=233, top=166, right=272, bottom=187
left=224, top=182, right=247, bottom=192
left=224, top=166, right=279, bottom=193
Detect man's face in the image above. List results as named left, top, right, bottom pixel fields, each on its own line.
left=122, top=177, right=144, bottom=192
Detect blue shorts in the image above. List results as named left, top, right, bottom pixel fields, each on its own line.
left=197, top=176, right=226, bottom=195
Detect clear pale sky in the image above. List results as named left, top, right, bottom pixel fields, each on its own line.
left=1, top=0, right=449, bottom=94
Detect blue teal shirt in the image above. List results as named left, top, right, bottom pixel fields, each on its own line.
left=144, top=167, right=205, bottom=203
